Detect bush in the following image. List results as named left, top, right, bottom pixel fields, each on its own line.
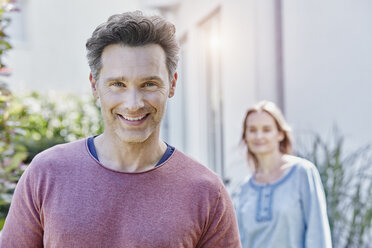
left=15, top=92, right=103, bottom=162
left=0, top=91, right=103, bottom=229
left=0, top=87, right=27, bottom=229
left=0, top=0, right=23, bottom=229
left=298, top=130, right=372, bottom=248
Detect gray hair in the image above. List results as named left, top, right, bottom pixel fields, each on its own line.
left=86, top=11, right=179, bottom=82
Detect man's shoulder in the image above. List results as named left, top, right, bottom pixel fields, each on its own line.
left=28, top=138, right=88, bottom=170
left=35, top=138, right=86, bottom=159
left=170, top=149, right=224, bottom=188
left=16, top=138, right=88, bottom=185
left=171, top=149, right=216, bottom=174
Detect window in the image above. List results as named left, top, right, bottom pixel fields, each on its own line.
left=199, top=9, right=225, bottom=179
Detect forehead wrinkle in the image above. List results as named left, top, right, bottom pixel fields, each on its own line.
left=142, top=76, right=164, bottom=82
left=104, top=76, right=128, bottom=82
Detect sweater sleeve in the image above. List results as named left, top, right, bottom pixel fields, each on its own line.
left=197, top=185, right=242, bottom=248
left=0, top=164, right=44, bottom=248
left=300, top=163, right=332, bottom=248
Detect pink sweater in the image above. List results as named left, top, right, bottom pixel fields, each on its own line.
left=0, top=139, right=241, bottom=247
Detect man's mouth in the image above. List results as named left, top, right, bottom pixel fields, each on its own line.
left=120, top=114, right=148, bottom=121
left=117, top=113, right=150, bottom=125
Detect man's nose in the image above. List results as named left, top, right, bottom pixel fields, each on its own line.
left=124, top=89, right=144, bottom=111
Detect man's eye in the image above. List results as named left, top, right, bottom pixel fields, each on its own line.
left=144, top=82, right=156, bottom=87
left=113, top=82, right=125, bottom=87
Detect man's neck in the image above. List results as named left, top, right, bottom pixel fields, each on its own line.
left=93, top=132, right=167, bottom=173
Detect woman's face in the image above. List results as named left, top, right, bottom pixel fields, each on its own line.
left=245, top=111, right=284, bottom=157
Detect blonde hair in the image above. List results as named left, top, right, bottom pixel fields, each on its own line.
left=241, top=101, right=293, bottom=169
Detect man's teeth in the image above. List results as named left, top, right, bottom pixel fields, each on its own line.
left=121, top=115, right=146, bottom=121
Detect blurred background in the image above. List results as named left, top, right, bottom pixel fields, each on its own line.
left=1, top=0, right=372, bottom=246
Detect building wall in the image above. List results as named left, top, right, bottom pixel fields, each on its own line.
left=6, top=0, right=140, bottom=94
left=143, top=0, right=372, bottom=193
left=282, top=0, right=372, bottom=149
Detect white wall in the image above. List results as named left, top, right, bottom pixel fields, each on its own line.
left=147, top=0, right=372, bottom=193
left=6, top=0, right=140, bottom=94
left=282, top=0, right=372, bottom=150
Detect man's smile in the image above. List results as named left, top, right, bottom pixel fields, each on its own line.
left=117, top=113, right=150, bottom=125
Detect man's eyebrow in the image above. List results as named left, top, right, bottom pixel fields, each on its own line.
left=142, top=76, right=163, bottom=82
left=104, top=76, right=164, bottom=82
left=105, top=77, right=128, bottom=82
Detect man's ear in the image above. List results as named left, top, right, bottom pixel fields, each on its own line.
left=168, top=72, right=177, bottom=98
left=89, top=73, right=99, bottom=99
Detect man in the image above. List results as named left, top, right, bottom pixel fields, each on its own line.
left=0, top=11, right=241, bottom=247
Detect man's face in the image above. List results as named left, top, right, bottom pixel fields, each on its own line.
left=90, top=43, right=176, bottom=144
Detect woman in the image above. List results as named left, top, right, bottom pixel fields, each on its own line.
left=236, top=101, right=332, bottom=248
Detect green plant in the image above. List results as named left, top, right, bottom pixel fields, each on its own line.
left=298, top=130, right=372, bottom=248
left=0, top=91, right=104, bottom=230
left=0, top=0, right=23, bottom=230
left=15, top=92, right=104, bottom=163
left=0, top=87, right=28, bottom=230
left=0, top=0, right=15, bottom=70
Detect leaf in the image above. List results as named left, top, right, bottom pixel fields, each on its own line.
left=299, top=129, right=372, bottom=247
left=0, top=218, right=5, bottom=230
left=4, top=151, right=27, bottom=173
